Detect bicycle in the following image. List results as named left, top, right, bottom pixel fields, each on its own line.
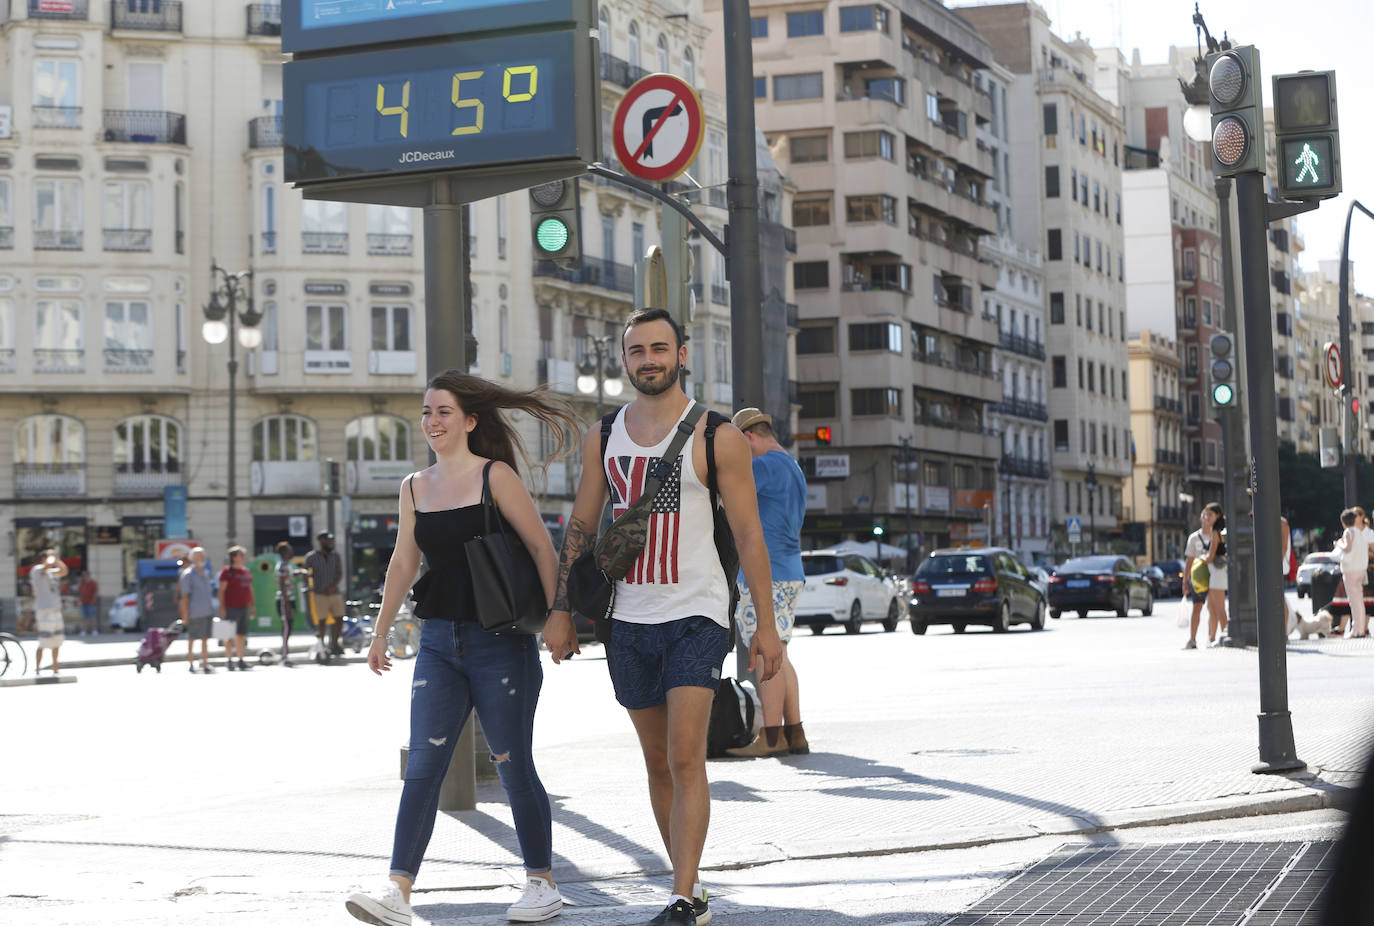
left=0, top=632, right=28, bottom=678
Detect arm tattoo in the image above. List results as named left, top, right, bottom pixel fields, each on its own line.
left=552, top=514, right=596, bottom=612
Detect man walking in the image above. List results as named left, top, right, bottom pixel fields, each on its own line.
left=31, top=548, right=68, bottom=674
left=276, top=541, right=300, bottom=667
left=218, top=545, right=255, bottom=671
left=179, top=547, right=216, bottom=673
left=77, top=570, right=99, bottom=636
left=305, top=531, right=346, bottom=656
left=545, top=308, right=784, bottom=926
left=724, top=407, right=810, bottom=758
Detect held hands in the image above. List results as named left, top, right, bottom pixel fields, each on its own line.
left=367, top=636, right=392, bottom=676
left=748, top=625, right=784, bottom=682
left=542, top=611, right=581, bottom=664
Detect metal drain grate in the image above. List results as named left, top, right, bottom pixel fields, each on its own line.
left=942, top=841, right=1334, bottom=925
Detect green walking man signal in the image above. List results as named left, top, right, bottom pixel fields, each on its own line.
left=1271, top=70, right=1341, bottom=199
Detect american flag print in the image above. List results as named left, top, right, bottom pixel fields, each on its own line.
left=607, top=454, right=683, bottom=585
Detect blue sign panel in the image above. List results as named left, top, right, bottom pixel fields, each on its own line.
left=164, top=485, right=188, bottom=538
left=284, top=0, right=579, bottom=54
left=284, top=30, right=580, bottom=184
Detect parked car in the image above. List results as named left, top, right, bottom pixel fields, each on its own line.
left=795, top=550, right=903, bottom=634
left=1047, top=555, right=1154, bottom=618
left=107, top=590, right=140, bottom=631
left=1296, top=552, right=1340, bottom=599
left=1151, top=560, right=1186, bottom=598
left=1144, top=566, right=1168, bottom=599
left=909, top=547, right=1046, bottom=634
left=1028, top=566, right=1052, bottom=600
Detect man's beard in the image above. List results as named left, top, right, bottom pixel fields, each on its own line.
left=628, top=362, right=681, bottom=396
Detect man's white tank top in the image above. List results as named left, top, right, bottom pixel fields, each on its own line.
left=603, top=400, right=729, bottom=628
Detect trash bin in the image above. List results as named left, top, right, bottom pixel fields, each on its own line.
left=249, top=554, right=282, bottom=634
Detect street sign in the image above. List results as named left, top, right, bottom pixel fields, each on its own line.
left=1067, top=517, right=1082, bottom=541
left=612, top=73, right=705, bottom=183
left=1323, top=341, right=1342, bottom=389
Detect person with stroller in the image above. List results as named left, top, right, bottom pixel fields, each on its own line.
left=346, top=370, right=578, bottom=926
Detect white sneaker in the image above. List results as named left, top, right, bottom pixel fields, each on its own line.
left=507, top=876, right=564, bottom=922
left=346, top=881, right=412, bottom=926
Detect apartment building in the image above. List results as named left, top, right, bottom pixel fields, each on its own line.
left=1261, top=115, right=1309, bottom=452
left=720, top=0, right=1002, bottom=555
left=960, top=2, right=1130, bottom=557
left=1302, top=261, right=1364, bottom=458
left=1127, top=330, right=1185, bottom=562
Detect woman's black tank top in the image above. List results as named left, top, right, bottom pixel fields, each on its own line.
left=410, top=478, right=488, bottom=622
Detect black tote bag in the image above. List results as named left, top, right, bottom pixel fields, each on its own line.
left=464, top=462, right=549, bottom=635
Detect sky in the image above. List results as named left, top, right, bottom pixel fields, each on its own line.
left=952, top=0, right=1373, bottom=282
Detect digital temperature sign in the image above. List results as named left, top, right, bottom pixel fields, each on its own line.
left=283, top=0, right=580, bottom=54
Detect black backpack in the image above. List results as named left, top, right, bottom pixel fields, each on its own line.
left=707, top=676, right=762, bottom=758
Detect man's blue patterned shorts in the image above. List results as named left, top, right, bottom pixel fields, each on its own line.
left=606, top=616, right=731, bottom=710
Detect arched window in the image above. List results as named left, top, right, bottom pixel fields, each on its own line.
left=598, top=5, right=610, bottom=53
left=627, top=21, right=641, bottom=70
left=252, top=414, right=317, bottom=462
left=346, top=415, right=410, bottom=462
left=656, top=34, right=669, bottom=73
left=683, top=47, right=695, bottom=85
left=14, top=414, right=84, bottom=465
left=114, top=415, right=181, bottom=472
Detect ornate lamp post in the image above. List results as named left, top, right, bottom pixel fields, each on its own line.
left=1145, top=473, right=1160, bottom=563
left=1084, top=462, right=1099, bottom=554
left=576, top=333, right=624, bottom=419
left=202, top=262, right=262, bottom=546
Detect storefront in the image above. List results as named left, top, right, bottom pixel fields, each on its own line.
left=14, top=516, right=87, bottom=628
left=252, top=513, right=314, bottom=560
left=349, top=512, right=399, bottom=602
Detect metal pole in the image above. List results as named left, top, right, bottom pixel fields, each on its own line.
left=1235, top=171, right=1304, bottom=774
left=903, top=436, right=913, bottom=572
left=1338, top=200, right=1374, bottom=506
left=423, top=184, right=469, bottom=381
left=1089, top=495, right=1095, bottom=554
left=227, top=290, right=238, bottom=546
left=595, top=339, right=605, bottom=420
left=723, top=0, right=764, bottom=409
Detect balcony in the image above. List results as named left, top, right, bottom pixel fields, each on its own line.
left=783, top=228, right=797, bottom=253
left=0, top=349, right=14, bottom=372
left=246, top=2, right=281, bottom=35
left=15, top=463, right=86, bottom=497
left=344, top=459, right=414, bottom=496
left=35, top=229, right=82, bottom=250
left=103, top=110, right=186, bottom=144
left=103, top=348, right=154, bottom=372
left=111, top=0, right=182, bottom=32
left=248, top=114, right=281, bottom=148
left=600, top=52, right=650, bottom=91
left=33, top=106, right=82, bottom=129
left=250, top=460, right=320, bottom=496
left=1154, top=449, right=1184, bottom=466
left=367, top=233, right=413, bottom=256
left=786, top=303, right=799, bottom=330
left=261, top=231, right=277, bottom=254
left=29, top=0, right=88, bottom=18
left=998, top=330, right=1046, bottom=360
left=367, top=350, right=417, bottom=375
left=1000, top=456, right=1050, bottom=479
left=537, top=357, right=577, bottom=394
left=35, top=349, right=84, bottom=372
left=1153, top=396, right=1182, bottom=415
left=711, top=283, right=729, bottom=304
left=1157, top=504, right=1186, bottom=523
left=990, top=397, right=1048, bottom=422
left=0, top=227, right=11, bottom=249
left=302, top=231, right=348, bottom=254
left=103, top=228, right=152, bottom=251
left=532, top=256, right=635, bottom=295
left=113, top=463, right=182, bottom=496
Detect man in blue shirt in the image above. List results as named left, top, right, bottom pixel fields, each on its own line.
left=728, top=408, right=811, bottom=757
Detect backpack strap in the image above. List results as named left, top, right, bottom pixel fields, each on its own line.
left=597, top=411, right=616, bottom=490
left=704, top=410, right=728, bottom=505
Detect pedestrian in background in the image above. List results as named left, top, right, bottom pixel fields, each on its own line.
left=31, top=547, right=68, bottom=674
left=1182, top=503, right=1226, bottom=648
left=1333, top=507, right=1373, bottom=638
left=218, top=545, right=254, bottom=671
left=179, top=547, right=216, bottom=673
left=275, top=541, right=299, bottom=667
left=78, top=570, right=99, bottom=636
left=305, top=531, right=346, bottom=656
left=726, top=406, right=811, bottom=758
left=347, top=371, right=578, bottom=926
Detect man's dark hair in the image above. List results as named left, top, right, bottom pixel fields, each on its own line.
left=748, top=420, right=775, bottom=439
left=622, top=308, right=684, bottom=351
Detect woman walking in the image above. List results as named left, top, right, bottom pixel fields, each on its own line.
left=1182, top=503, right=1227, bottom=648
left=347, top=371, right=577, bottom=926
left=1332, top=507, right=1373, bottom=638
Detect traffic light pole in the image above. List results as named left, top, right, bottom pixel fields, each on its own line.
left=1235, top=170, right=1304, bottom=774
left=723, top=0, right=764, bottom=412
left=1338, top=200, right=1374, bottom=506
left=423, top=182, right=472, bottom=381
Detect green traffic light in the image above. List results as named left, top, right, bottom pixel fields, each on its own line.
left=535, top=216, right=570, bottom=254
left=1212, top=382, right=1235, bottom=406
left=873, top=526, right=884, bottom=536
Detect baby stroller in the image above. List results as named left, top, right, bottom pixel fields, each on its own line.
left=135, top=621, right=183, bottom=673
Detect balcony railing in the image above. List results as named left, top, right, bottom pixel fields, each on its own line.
left=991, top=398, right=1048, bottom=422
left=103, top=110, right=186, bottom=144
left=998, top=330, right=1046, bottom=360
left=111, top=0, right=182, bottom=32
left=35, top=229, right=82, bottom=250
left=921, top=416, right=993, bottom=436
left=29, top=0, right=88, bottom=18
left=711, top=283, right=729, bottom=304
left=35, top=348, right=85, bottom=371
left=15, top=463, right=86, bottom=497
left=113, top=463, right=182, bottom=495
left=786, top=302, right=799, bottom=330
left=782, top=227, right=797, bottom=253
left=246, top=2, right=281, bottom=35
left=0, top=349, right=15, bottom=372
left=104, top=348, right=154, bottom=372
left=33, top=106, right=82, bottom=129
left=367, top=233, right=413, bottom=256
left=1153, top=395, right=1182, bottom=414
left=248, top=114, right=281, bottom=148
left=261, top=231, right=277, bottom=254
left=1000, top=456, right=1050, bottom=479
left=1157, top=504, right=1186, bottom=523
left=0, top=227, right=12, bottom=249
left=302, top=231, right=348, bottom=254
left=103, top=228, right=152, bottom=251
left=600, top=52, right=650, bottom=90
left=533, top=256, right=635, bottom=294
left=1154, top=449, right=1184, bottom=466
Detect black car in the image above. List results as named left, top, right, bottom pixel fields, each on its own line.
left=909, top=547, right=1046, bottom=634
left=1151, top=560, right=1186, bottom=598
left=1047, top=555, right=1154, bottom=618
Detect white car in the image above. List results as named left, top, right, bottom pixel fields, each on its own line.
left=107, top=591, right=140, bottom=631
left=795, top=550, right=903, bottom=635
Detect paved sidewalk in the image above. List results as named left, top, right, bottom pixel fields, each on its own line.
left=6, top=630, right=343, bottom=669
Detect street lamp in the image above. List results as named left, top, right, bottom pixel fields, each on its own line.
left=1145, top=473, right=1160, bottom=564
left=576, top=333, right=624, bottom=419
left=1084, top=462, right=1099, bottom=554
left=203, top=261, right=261, bottom=546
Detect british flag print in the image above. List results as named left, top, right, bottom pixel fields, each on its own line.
left=607, top=455, right=683, bottom=584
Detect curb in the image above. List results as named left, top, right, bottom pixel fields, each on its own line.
left=55, top=643, right=367, bottom=670
left=0, top=674, right=78, bottom=688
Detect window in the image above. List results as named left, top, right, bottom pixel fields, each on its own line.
left=601, top=213, right=615, bottom=263
left=683, top=47, right=695, bottom=86
left=346, top=416, right=410, bottom=462
left=1042, top=102, right=1058, bottom=135
left=262, top=185, right=276, bottom=253
left=1074, top=231, right=1080, bottom=263
left=656, top=34, right=669, bottom=74
left=1045, top=166, right=1060, bottom=198
left=796, top=323, right=836, bottom=354
left=864, top=77, right=904, bottom=104
left=790, top=134, right=828, bottom=162
left=848, top=322, right=902, bottom=353
left=843, top=130, right=894, bottom=160
left=852, top=387, right=902, bottom=417
left=840, top=5, right=887, bottom=31
left=34, top=58, right=81, bottom=127
left=306, top=303, right=350, bottom=371
left=103, top=180, right=151, bottom=249
left=707, top=130, right=725, bottom=190
left=1053, top=419, right=1069, bottom=452
left=252, top=415, right=317, bottom=462
left=845, top=194, right=897, bottom=224
left=302, top=200, right=347, bottom=252
left=792, top=196, right=831, bottom=226
left=712, top=323, right=731, bottom=384
left=35, top=298, right=83, bottom=367
left=627, top=21, right=640, bottom=70
left=774, top=73, right=823, bottom=101
left=1046, top=229, right=1062, bottom=260
left=786, top=11, right=824, bottom=36
left=750, top=16, right=768, bottom=37
left=14, top=415, right=84, bottom=465
left=799, top=387, right=837, bottom=418
left=926, top=92, right=940, bottom=123
left=34, top=178, right=82, bottom=249
left=370, top=304, right=412, bottom=351
left=104, top=300, right=152, bottom=369
left=0, top=177, right=11, bottom=243
left=1202, top=298, right=1212, bottom=326
left=1050, top=292, right=1064, bottom=324
left=114, top=415, right=181, bottom=473
left=0, top=299, right=11, bottom=360
left=794, top=261, right=829, bottom=289
left=1052, top=356, right=1067, bottom=388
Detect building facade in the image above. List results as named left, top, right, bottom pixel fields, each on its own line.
left=1127, top=330, right=1185, bottom=562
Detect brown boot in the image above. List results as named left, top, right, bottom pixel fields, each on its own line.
left=724, top=726, right=788, bottom=758
left=783, top=722, right=810, bottom=755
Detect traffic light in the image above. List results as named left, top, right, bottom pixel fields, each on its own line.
left=326, top=459, right=341, bottom=495
left=1208, top=46, right=1266, bottom=177
left=872, top=524, right=884, bottom=537
left=661, top=207, right=695, bottom=329
left=529, top=178, right=582, bottom=266
left=1319, top=426, right=1342, bottom=468
left=815, top=426, right=832, bottom=444
left=1208, top=332, right=1237, bottom=408
left=1271, top=70, right=1341, bottom=200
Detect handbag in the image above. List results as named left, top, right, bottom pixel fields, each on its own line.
left=464, top=461, right=549, bottom=635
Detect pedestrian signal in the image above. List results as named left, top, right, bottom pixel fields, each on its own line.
left=1271, top=70, right=1341, bottom=199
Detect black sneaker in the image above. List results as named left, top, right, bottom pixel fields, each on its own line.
left=226, top=661, right=236, bottom=671
left=647, top=899, right=696, bottom=926
left=237, top=660, right=249, bottom=671
left=693, top=891, right=711, bottom=926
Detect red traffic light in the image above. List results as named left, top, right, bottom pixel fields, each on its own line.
left=815, top=426, right=832, bottom=444
left=1355, top=398, right=1361, bottom=415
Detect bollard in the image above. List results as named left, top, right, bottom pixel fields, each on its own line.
left=397, top=717, right=495, bottom=811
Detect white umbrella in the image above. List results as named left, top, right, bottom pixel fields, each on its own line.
left=822, top=539, right=908, bottom=560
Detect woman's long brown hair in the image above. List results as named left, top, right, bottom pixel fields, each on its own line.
left=425, top=370, right=579, bottom=474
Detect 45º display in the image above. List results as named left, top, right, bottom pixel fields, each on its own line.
left=285, top=30, right=579, bottom=183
